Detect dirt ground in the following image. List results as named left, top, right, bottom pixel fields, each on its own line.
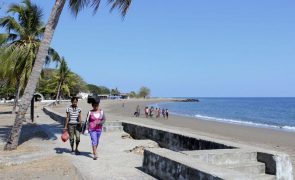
left=0, top=156, right=79, bottom=180
left=0, top=103, right=80, bottom=180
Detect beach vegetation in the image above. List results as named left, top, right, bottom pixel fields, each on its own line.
left=87, top=84, right=110, bottom=95
left=4, top=0, right=132, bottom=150
left=0, top=0, right=60, bottom=113
left=54, top=57, right=71, bottom=103
left=138, top=86, right=151, bottom=99
left=35, top=67, right=88, bottom=100
left=129, top=91, right=137, bottom=98
left=111, top=88, right=120, bottom=95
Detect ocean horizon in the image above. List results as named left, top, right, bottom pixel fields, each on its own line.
left=153, top=97, right=295, bottom=132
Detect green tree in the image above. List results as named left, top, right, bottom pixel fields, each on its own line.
left=129, top=91, right=137, bottom=98
left=69, top=73, right=88, bottom=96
left=36, top=68, right=88, bottom=99
left=5, top=0, right=132, bottom=151
left=36, top=69, right=56, bottom=99
left=111, top=88, right=120, bottom=95
left=138, top=86, right=151, bottom=99
left=0, top=61, right=15, bottom=100
left=87, top=84, right=102, bottom=95
left=99, top=86, right=110, bottom=94
left=87, top=84, right=110, bottom=95
left=0, top=0, right=60, bottom=113
left=54, top=57, right=71, bottom=103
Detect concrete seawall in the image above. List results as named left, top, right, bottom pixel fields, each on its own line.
left=122, top=122, right=235, bottom=151
left=43, top=106, right=66, bottom=126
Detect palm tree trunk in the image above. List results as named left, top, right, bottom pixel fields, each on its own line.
left=55, top=81, right=62, bottom=104
left=58, top=90, right=62, bottom=104
left=4, top=0, right=66, bottom=151
left=12, top=79, right=21, bottom=114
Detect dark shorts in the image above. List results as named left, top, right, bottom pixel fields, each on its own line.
left=68, top=124, right=81, bottom=142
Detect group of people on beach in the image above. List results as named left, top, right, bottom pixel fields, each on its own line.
left=63, top=96, right=105, bottom=160
left=134, top=105, right=168, bottom=119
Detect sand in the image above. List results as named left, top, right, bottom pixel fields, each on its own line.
left=0, top=156, right=79, bottom=180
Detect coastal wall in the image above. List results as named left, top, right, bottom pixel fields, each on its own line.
left=143, top=149, right=223, bottom=180
left=43, top=107, right=66, bottom=126
left=122, top=122, right=235, bottom=151
left=257, top=152, right=276, bottom=175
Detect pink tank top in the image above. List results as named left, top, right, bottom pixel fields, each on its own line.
left=89, top=110, right=104, bottom=131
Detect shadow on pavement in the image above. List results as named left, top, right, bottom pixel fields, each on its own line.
left=0, top=111, right=12, bottom=115
left=0, top=125, right=11, bottom=144
left=54, top=147, right=93, bottom=158
left=0, top=123, right=61, bottom=146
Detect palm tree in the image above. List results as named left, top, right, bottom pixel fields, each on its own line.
left=0, top=0, right=60, bottom=113
left=5, top=0, right=132, bottom=150
left=55, top=57, right=71, bottom=104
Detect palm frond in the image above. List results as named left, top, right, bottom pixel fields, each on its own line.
left=107, top=0, right=131, bottom=17
left=68, top=0, right=131, bottom=17
left=69, top=0, right=91, bottom=17
left=47, top=47, right=61, bottom=65
left=0, top=16, right=26, bottom=36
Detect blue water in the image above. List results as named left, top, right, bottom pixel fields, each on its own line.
left=155, top=98, right=295, bottom=132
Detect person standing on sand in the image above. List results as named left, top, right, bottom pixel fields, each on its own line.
left=86, top=97, right=106, bottom=160
left=136, top=105, right=140, bottom=117
left=157, top=108, right=161, bottom=118
left=145, top=107, right=149, bottom=118
left=149, top=106, right=154, bottom=118
left=64, top=97, right=82, bottom=155
left=166, top=109, right=169, bottom=119
left=162, top=108, right=166, bottom=118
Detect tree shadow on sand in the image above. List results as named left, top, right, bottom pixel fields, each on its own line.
left=0, top=125, right=11, bottom=144
left=0, top=123, right=60, bottom=147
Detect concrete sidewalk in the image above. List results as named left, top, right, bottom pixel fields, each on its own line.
left=34, top=107, right=155, bottom=180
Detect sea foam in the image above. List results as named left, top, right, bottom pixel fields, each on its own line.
left=192, top=114, right=295, bottom=132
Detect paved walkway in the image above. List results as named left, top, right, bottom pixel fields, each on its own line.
left=34, top=106, right=155, bottom=180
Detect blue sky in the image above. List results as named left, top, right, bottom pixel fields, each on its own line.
left=2, top=0, right=295, bottom=97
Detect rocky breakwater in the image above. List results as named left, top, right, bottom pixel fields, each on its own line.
left=173, top=98, right=199, bottom=102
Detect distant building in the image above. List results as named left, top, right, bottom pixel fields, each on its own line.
left=86, top=93, right=130, bottom=100
left=108, top=93, right=129, bottom=100
left=77, top=92, right=89, bottom=99
left=120, top=93, right=130, bottom=99
left=97, top=94, right=109, bottom=100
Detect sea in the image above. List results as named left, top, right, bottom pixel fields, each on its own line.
left=153, top=97, right=295, bottom=132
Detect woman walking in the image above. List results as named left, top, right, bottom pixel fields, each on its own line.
left=64, top=97, right=82, bottom=155
left=86, top=97, right=106, bottom=160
